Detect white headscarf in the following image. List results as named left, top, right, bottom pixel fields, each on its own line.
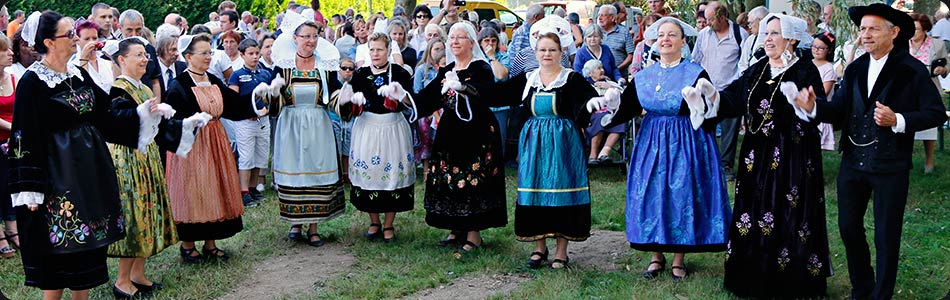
left=446, top=22, right=488, bottom=65
left=643, top=17, right=699, bottom=40
left=529, top=16, right=574, bottom=50
left=757, top=13, right=813, bottom=45
left=177, top=34, right=197, bottom=58
left=272, top=10, right=340, bottom=71
left=21, top=11, right=42, bottom=47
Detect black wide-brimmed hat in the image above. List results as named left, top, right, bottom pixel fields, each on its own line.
left=848, top=3, right=915, bottom=42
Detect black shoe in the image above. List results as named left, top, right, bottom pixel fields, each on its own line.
left=382, top=227, right=395, bottom=243
left=288, top=225, right=302, bottom=240
left=132, top=281, right=164, bottom=294
left=671, top=265, right=688, bottom=281
left=438, top=231, right=463, bottom=246
left=202, top=246, right=231, bottom=261
left=242, top=193, right=258, bottom=208
left=179, top=246, right=204, bottom=264
left=249, top=189, right=265, bottom=202
left=112, top=285, right=138, bottom=300
left=365, top=223, right=382, bottom=240
left=453, top=239, right=482, bottom=259
left=526, top=249, right=548, bottom=269
left=642, top=259, right=666, bottom=279
left=551, top=257, right=570, bottom=269
left=308, top=233, right=325, bottom=247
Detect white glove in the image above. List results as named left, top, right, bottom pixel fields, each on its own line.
left=603, top=88, right=621, bottom=111
left=352, top=92, right=367, bottom=106
left=268, top=75, right=285, bottom=98
left=681, top=86, right=706, bottom=130
left=586, top=96, right=606, bottom=112
left=696, top=78, right=716, bottom=97
left=780, top=81, right=811, bottom=121
left=252, top=82, right=270, bottom=99
left=184, top=112, right=212, bottom=128
left=441, top=71, right=463, bottom=94
left=378, top=82, right=408, bottom=100
left=154, top=103, right=176, bottom=119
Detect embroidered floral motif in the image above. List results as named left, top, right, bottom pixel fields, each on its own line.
left=47, top=191, right=93, bottom=248
left=9, top=131, right=29, bottom=159
left=771, top=147, right=780, bottom=169
left=736, top=213, right=752, bottom=236
left=798, top=222, right=811, bottom=244
left=758, top=212, right=775, bottom=236
left=757, top=99, right=774, bottom=120
left=373, top=75, right=385, bottom=87
left=761, top=120, right=774, bottom=136
left=384, top=163, right=392, bottom=172
left=371, top=155, right=381, bottom=165
left=777, top=247, right=790, bottom=270
left=807, top=254, right=823, bottom=276
left=786, top=186, right=799, bottom=208
left=744, top=150, right=755, bottom=172
left=62, top=88, right=95, bottom=115
left=726, top=240, right=732, bottom=260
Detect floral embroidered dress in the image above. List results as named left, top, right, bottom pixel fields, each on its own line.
left=332, top=64, right=415, bottom=213
left=719, top=58, right=832, bottom=298
left=106, top=77, right=184, bottom=258
left=8, top=63, right=147, bottom=290
left=416, top=60, right=507, bottom=232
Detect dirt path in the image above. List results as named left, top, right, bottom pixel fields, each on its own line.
left=567, top=229, right=629, bottom=272
left=403, top=273, right=533, bottom=300
left=218, top=243, right=356, bottom=300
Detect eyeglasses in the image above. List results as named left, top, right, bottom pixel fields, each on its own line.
left=295, top=34, right=319, bottom=40
left=53, top=30, right=76, bottom=40
left=448, top=35, right=469, bottom=41
left=340, top=66, right=355, bottom=71
left=190, top=51, right=212, bottom=57
left=415, top=14, right=431, bottom=19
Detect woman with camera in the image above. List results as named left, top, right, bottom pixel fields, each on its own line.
left=74, top=20, right=117, bottom=92
left=908, top=13, right=947, bottom=173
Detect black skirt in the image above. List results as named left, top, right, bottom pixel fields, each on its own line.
left=350, top=185, right=414, bottom=213
left=175, top=217, right=244, bottom=241
left=515, top=204, right=591, bottom=241
left=18, top=206, right=109, bottom=290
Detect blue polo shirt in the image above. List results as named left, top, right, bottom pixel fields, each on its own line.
left=228, top=66, right=272, bottom=109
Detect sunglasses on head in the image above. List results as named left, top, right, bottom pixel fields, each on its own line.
left=340, top=66, right=355, bottom=71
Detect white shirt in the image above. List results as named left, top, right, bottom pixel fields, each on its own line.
left=932, top=19, right=950, bottom=41
left=159, top=61, right=178, bottom=88
left=207, top=49, right=233, bottom=81
left=867, top=53, right=888, bottom=98
left=230, top=55, right=245, bottom=73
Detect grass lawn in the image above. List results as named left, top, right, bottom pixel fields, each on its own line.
left=0, top=132, right=948, bottom=299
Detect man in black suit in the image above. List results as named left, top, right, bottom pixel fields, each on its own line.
left=795, top=4, right=947, bottom=300
left=155, top=35, right=187, bottom=97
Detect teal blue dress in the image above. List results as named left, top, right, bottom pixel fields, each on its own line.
left=497, top=69, right=595, bottom=241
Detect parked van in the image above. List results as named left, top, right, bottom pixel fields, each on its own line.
left=425, top=0, right=524, bottom=39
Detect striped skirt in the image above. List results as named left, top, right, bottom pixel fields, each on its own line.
left=277, top=183, right=346, bottom=224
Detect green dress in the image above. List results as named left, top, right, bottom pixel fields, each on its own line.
left=106, top=77, right=179, bottom=258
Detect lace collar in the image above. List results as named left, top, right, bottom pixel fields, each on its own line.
left=28, top=61, right=83, bottom=88
left=523, top=67, right=572, bottom=100
left=768, top=56, right=800, bottom=79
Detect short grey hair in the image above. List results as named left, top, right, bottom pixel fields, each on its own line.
left=242, top=11, right=252, bottom=18
left=553, top=7, right=567, bottom=18
left=584, top=24, right=604, bottom=38
left=582, top=59, right=603, bottom=77
left=599, top=5, right=618, bottom=16
left=748, top=6, right=768, bottom=22
left=119, top=9, right=144, bottom=26
left=526, top=5, right=544, bottom=20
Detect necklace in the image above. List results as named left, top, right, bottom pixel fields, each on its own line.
left=653, top=59, right=682, bottom=92
left=296, top=52, right=314, bottom=59
left=745, top=63, right=787, bottom=135
left=187, top=69, right=206, bottom=76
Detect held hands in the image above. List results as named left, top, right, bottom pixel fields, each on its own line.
left=874, top=101, right=897, bottom=126
left=441, top=71, right=463, bottom=95
left=352, top=92, right=367, bottom=106
left=337, top=83, right=355, bottom=105
left=268, top=75, right=286, bottom=97
left=184, top=112, right=213, bottom=128
left=681, top=86, right=706, bottom=130
left=378, top=82, right=408, bottom=101
left=793, top=85, right=817, bottom=114
left=696, top=78, right=717, bottom=102
left=586, top=87, right=621, bottom=112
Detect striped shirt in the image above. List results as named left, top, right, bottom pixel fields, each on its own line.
left=692, top=21, right=748, bottom=90
left=601, top=24, right=635, bottom=71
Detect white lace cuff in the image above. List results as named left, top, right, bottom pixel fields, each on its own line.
left=891, top=113, right=906, bottom=133
left=136, top=102, right=161, bottom=153
left=176, top=112, right=212, bottom=157
left=682, top=86, right=706, bottom=130
left=11, top=191, right=43, bottom=207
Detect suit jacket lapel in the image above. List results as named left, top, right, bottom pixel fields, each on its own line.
left=868, top=50, right=904, bottom=105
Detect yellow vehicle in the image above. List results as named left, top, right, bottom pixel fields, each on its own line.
left=425, top=0, right=524, bottom=39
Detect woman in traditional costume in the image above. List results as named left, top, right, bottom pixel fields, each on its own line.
left=720, top=14, right=832, bottom=298
left=333, top=32, right=415, bottom=242
left=164, top=33, right=262, bottom=263
left=106, top=37, right=211, bottom=298
left=495, top=16, right=595, bottom=269
left=417, top=22, right=507, bottom=256
left=588, top=17, right=730, bottom=280
left=269, top=11, right=345, bottom=247
left=7, top=11, right=167, bottom=300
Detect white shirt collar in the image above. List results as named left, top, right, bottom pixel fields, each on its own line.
left=118, top=75, right=144, bottom=89
left=867, top=53, right=889, bottom=97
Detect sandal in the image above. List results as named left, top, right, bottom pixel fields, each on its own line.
left=526, top=249, right=548, bottom=269
left=4, top=231, right=18, bottom=249
left=453, top=240, right=482, bottom=259
left=671, top=265, right=689, bottom=281
left=179, top=246, right=205, bottom=264
left=642, top=258, right=667, bottom=279
left=202, top=246, right=231, bottom=261
left=0, top=246, right=15, bottom=259
left=288, top=225, right=302, bottom=240
left=382, top=227, right=395, bottom=243
left=439, top=231, right=463, bottom=247
left=365, top=223, right=382, bottom=240
left=551, top=257, right=570, bottom=269
left=308, top=233, right=325, bottom=247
